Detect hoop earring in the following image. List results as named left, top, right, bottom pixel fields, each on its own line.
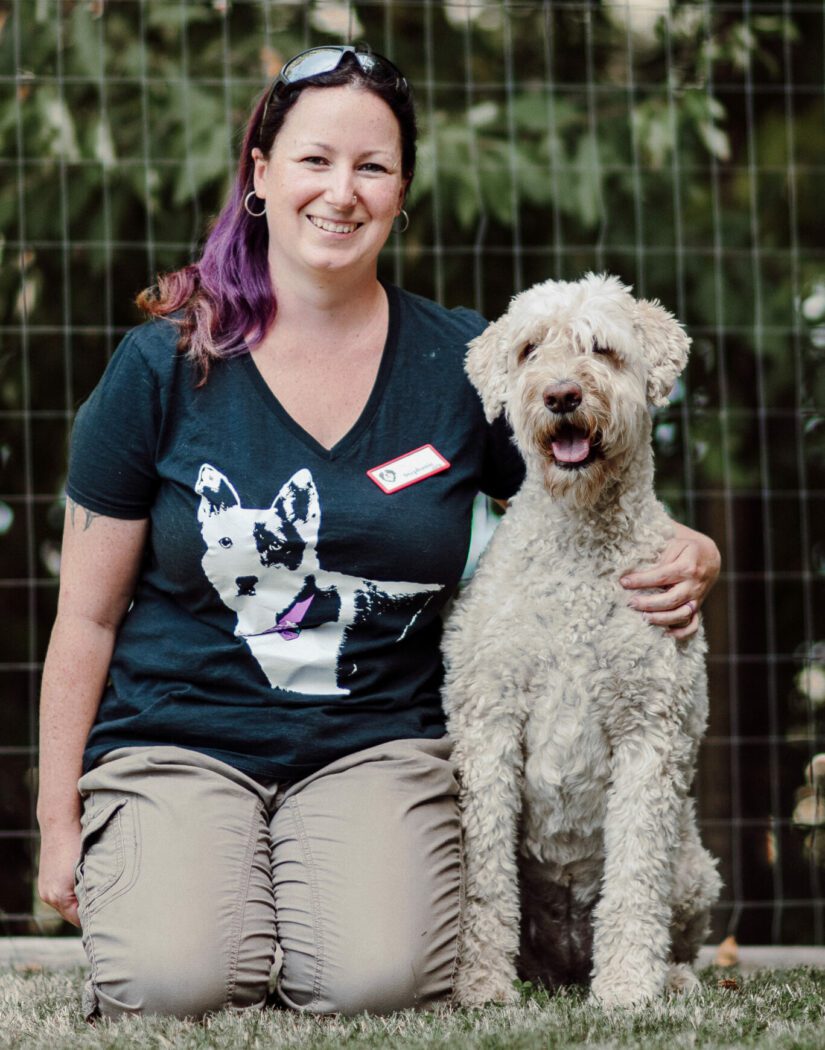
left=244, top=191, right=266, bottom=218
left=394, top=209, right=410, bottom=234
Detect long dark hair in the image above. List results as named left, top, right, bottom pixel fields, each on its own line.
left=136, top=49, right=417, bottom=382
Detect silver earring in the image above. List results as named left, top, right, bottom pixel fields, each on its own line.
left=395, top=209, right=410, bottom=234
left=244, top=191, right=266, bottom=217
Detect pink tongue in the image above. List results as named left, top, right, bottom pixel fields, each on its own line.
left=552, top=430, right=591, bottom=464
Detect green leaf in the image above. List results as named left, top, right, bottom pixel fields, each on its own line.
left=633, top=100, right=673, bottom=169
left=698, top=120, right=730, bottom=162
left=68, top=3, right=103, bottom=79
left=42, top=96, right=81, bottom=162
left=94, top=116, right=116, bottom=168
left=570, top=135, right=603, bottom=228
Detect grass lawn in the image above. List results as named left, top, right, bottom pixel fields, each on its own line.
left=1, top=967, right=823, bottom=1050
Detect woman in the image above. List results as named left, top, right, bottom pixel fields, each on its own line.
left=37, top=45, right=719, bottom=1019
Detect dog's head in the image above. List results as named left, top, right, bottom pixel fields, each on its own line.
left=196, top=465, right=321, bottom=635
left=466, top=273, right=690, bottom=504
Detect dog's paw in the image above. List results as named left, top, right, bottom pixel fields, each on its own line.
left=453, top=972, right=519, bottom=1008
left=589, top=972, right=662, bottom=1010
left=665, top=962, right=701, bottom=995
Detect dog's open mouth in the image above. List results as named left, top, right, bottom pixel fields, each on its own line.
left=546, top=425, right=601, bottom=470
left=240, top=593, right=315, bottom=641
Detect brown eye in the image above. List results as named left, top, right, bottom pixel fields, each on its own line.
left=518, top=342, right=537, bottom=365
left=593, top=343, right=612, bottom=357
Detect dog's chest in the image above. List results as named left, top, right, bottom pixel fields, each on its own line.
left=519, top=626, right=614, bottom=858
left=516, top=572, right=674, bottom=861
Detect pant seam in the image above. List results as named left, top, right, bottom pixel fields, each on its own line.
left=225, top=799, right=264, bottom=1008
left=449, top=819, right=467, bottom=1005
left=287, top=796, right=326, bottom=1008
left=77, top=873, right=101, bottom=1018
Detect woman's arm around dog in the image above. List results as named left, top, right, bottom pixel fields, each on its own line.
left=620, top=521, right=721, bottom=639
left=496, top=499, right=720, bottom=641
left=36, top=500, right=147, bottom=926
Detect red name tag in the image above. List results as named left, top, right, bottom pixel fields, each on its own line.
left=367, top=445, right=450, bottom=494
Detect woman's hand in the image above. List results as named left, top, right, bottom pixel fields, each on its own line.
left=620, top=521, right=721, bottom=640
left=38, top=824, right=82, bottom=927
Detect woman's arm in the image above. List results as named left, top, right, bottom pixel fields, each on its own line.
left=494, top=499, right=719, bottom=641
left=37, top=499, right=148, bottom=926
left=620, top=520, right=721, bottom=640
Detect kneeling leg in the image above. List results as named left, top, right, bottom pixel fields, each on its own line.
left=76, top=747, right=277, bottom=1019
left=271, top=738, right=462, bottom=1016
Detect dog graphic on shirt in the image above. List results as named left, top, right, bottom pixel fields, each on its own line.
left=196, top=464, right=442, bottom=695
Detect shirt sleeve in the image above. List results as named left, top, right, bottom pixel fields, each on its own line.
left=65, top=327, right=162, bottom=519
left=480, top=412, right=525, bottom=501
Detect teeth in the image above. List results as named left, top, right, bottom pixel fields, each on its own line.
left=309, top=216, right=358, bottom=234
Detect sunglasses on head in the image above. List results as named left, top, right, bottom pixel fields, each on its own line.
left=259, top=45, right=409, bottom=134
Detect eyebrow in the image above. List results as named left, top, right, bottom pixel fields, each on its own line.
left=300, top=141, right=397, bottom=161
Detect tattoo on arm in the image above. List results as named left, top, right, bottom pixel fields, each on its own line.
left=68, top=499, right=100, bottom=531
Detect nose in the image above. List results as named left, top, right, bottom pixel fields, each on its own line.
left=236, top=575, right=258, bottom=597
left=324, top=166, right=356, bottom=211
left=543, top=382, right=582, bottom=414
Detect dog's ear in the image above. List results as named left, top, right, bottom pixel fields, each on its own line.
left=634, top=298, right=691, bottom=406
left=196, top=464, right=240, bottom=521
left=465, top=317, right=510, bottom=422
left=271, top=468, right=321, bottom=542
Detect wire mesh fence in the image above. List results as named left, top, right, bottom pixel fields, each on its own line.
left=1, top=0, right=823, bottom=943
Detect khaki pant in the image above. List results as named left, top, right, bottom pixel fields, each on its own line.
left=75, top=738, right=461, bottom=1019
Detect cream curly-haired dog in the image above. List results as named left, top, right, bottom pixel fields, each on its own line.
left=443, top=274, right=720, bottom=1010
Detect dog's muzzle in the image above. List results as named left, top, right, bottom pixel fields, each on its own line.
left=541, top=382, right=601, bottom=470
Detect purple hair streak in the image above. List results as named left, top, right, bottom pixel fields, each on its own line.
left=136, top=93, right=274, bottom=383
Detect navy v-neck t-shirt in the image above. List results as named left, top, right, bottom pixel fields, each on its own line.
left=67, top=284, right=525, bottom=781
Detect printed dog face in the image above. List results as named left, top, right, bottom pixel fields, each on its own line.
left=197, top=465, right=322, bottom=639
left=466, top=274, right=690, bottom=506
left=195, top=464, right=442, bottom=695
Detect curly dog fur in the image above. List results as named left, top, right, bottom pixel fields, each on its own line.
left=443, top=274, right=720, bottom=1009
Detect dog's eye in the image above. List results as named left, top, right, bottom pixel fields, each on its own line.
left=219, top=536, right=233, bottom=549
left=518, top=342, right=537, bottom=365
left=592, top=343, right=613, bottom=357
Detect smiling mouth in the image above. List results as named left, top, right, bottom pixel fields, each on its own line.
left=307, top=215, right=362, bottom=235
left=545, top=424, right=602, bottom=470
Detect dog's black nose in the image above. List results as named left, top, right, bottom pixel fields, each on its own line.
left=236, top=575, right=258, bottom=596
left=543, top=382, right=582, bottom=414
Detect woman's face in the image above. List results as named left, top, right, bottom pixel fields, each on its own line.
left=252, top=85, right=407, bottom=284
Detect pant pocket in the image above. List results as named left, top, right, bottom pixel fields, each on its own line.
left=76, top=796, right=138, bottom=917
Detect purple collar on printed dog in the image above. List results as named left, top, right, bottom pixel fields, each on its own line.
left=367, top=445, right=450, bottom=494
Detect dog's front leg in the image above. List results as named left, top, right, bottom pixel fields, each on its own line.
left=590, top=731, right=688, bottom=1009
left=450, top=709, right=524, bottom=1008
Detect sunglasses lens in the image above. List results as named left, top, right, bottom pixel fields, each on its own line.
left=282, top=46, right=353, bottom=84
